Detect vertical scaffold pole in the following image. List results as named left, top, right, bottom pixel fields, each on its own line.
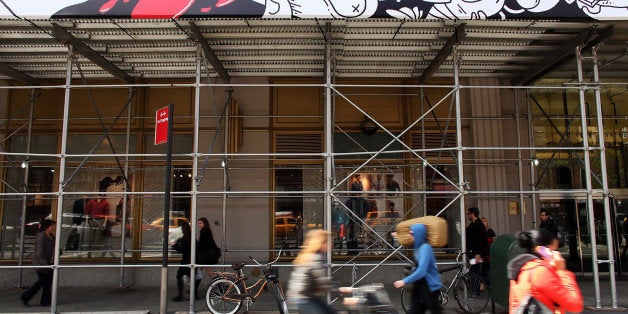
left=324, top=22, right=333, bottom=303
left=591, top=47, right=618, bottom=309
left=452, top=44, right=467, bottom=258
left=51, top=46, right=74, bottom=314
left=575, top=46, right=601, bottom=308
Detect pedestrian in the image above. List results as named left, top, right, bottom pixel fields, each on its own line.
left=21, top=219, right=56, bottom=307
left=507, top=228, right=583, bottom=313
left=393, top=223, right=441, bottom=314
left=539, top=209, right=560, bottom=250
left=287, top=229, right=335, bottom=313
left=466, top=207, right=488, bottom=279
left=197, top=217, right=220, bottom=279
left=481, top=216, right=496, bottom=281
left=172, top=221, right=192, bottom=301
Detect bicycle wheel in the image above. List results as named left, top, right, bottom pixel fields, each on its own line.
left=453, top=272, right=489, bottom=314
left=206, top=278, right=243, bottom=314
left=271, top=282, right=289, bottom=314
left=400, top=287, right=412, bottom=313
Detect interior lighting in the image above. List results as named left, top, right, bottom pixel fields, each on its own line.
left=531, top=158, right=539, bottom=167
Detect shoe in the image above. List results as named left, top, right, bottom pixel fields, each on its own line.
left=172, top=296, right=184, bottom=302
left=20, top=296, right=29, bottom=306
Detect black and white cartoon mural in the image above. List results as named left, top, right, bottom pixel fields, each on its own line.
left=0, top=0, right=626, bottom=20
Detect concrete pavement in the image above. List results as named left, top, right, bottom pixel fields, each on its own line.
left=0, top=274, right=626, bottom=313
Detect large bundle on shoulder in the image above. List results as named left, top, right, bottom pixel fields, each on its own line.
left=395, top=216, right=448, bottom=247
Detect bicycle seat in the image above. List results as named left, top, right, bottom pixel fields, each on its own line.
left=231, top=262, right=246, bottom=270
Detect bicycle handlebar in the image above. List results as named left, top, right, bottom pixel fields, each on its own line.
left=248, top=244, right=285, bottom=266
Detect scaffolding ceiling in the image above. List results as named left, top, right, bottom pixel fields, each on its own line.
left=0, top=18, right=627, bottom=84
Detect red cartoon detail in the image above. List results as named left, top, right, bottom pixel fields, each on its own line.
left=131, top=0, right=195, bottom=18
left=201, top=7, right=212, bottom=13
left=216, top=0, right=236, bottom=8
left=99, top=0, right=119, bottom=13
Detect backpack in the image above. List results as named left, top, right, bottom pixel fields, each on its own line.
left=515, top=295, right=554, bottom=314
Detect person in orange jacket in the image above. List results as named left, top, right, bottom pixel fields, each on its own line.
left=507, top=228, right=583, bottom=314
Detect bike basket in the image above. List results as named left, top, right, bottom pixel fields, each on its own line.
left=263, top=266, right=279, bottom=280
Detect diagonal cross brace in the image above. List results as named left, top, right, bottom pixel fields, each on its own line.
left=419, top=23, right=466, bottom=84
left=51, top=23, right=134, bottom=84
left=189, top=22, right=231, bottom=84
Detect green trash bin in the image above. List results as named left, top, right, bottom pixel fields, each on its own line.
left=490, top=234, right=526, bottom=312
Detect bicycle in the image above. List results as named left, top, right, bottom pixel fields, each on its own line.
left=401, top=251, right=489, bottom=314
left=205, top=248, right=288, bottom=314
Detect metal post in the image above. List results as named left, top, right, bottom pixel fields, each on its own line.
left=16, top=88, right=35, bottom=288
left=324, top=22, right=333, bottom=303
left=51, top=46, right=74, bottom=314
left=526, top=91, right=537, bottom=229
left=575, top=46, right=601, bottom=308
left=159, top=103, right=174, bottom=314
left=591, top=47, right=618, bottom=308
left=514, top=90, right=526, bottom=230
left=189, top=44, right=202, bottom=313
left=452, top=45, right=467, bottom=257
left=119, top=87, right=133, bottom=286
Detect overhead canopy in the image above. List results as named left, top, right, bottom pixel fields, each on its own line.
left=1, top=0, right=627, bottom=20
left=0, top=1, right=626, bottom=84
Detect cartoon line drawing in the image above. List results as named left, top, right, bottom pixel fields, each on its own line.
left=424, top=0, right=507, bottom=20
left=255, top=0, right=378, bottom=18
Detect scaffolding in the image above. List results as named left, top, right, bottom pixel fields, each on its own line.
left=0, top=21, right=626, bottom=313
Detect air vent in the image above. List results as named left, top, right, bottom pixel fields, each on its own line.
left=411, top=131, right=456, bottom=157
left=275, top=133, right=322, bottom=159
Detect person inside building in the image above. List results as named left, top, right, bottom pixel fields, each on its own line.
left=21, top=219, right=56, bottom=307
left=539, top=209, right=560, bottom=250
left=85, top=193, right=110, bottom=255
left=287, top=229, right=335, bottom=313
left=507, top=228, right=583, bottom=313
left=393, top=223, right=441, bottom=314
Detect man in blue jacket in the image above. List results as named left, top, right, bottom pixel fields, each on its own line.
left=394, top=223, right=441, bottom=313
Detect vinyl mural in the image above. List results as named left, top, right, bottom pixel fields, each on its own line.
left=0, top=0, right=626, bottom=20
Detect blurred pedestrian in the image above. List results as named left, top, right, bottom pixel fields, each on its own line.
left=172, top=221, right=192, bottom=301
left=287, top=229, right=335, bottom=313
left=21, top=219, right=56, bottom=307
left=507, top=228, right=583, bottom=313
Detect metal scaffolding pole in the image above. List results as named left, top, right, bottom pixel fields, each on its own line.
left=188, top=44, right=202, bottom=313
left=51, top=46, right=74, bottom=314
left=324, top=22, right=333, bottom=301
left=118, top=86, right=133, bottom=286
left=526, top=91, right=537, bottom=229
left=575, top=45, right=601, bottom=307
left=452, top=45, right=467, bottom=258
left=591, top=47, right=618, bottom=309
left=16, top=88, right=34, bottom=288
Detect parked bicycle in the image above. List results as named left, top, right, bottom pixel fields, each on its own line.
left=205, top=248, right=288, bottom=314
left=401, top=250, right=489, bottom=314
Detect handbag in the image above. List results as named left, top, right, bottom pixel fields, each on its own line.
left=198, top=244, right=221, bottom=264
left=514, top=270, right=554, bottom=314
left=515, top=295, right=554, bottom=314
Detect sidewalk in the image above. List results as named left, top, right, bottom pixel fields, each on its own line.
left=0, top=275, right=626, bottom=313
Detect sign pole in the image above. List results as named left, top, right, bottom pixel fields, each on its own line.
left=158, top=104, right=174, bottom=314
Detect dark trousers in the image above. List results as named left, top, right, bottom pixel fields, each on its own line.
left=22, top=271, right=53, bottom=305
left=409, top=279, right=441, bottom=314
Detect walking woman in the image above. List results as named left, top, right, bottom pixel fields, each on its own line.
left=507, top=228, right=583, bottom=313
left=198, top=217, right=220, bottom=277
left=21, top=219, right=56, bottom=306
left=172, top=221, right=192, bottom=301
left=287, top=229, right=335, bottom=313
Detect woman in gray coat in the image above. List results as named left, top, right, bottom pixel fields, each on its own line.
left=21, top=219, right=56, bottom=306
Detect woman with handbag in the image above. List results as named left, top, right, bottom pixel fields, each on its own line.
left=507, top=228, right=583, bottom=313
left=198, top=217, right=220, bottom=279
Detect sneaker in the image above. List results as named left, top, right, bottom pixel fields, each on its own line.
left=20, top=296, right=29, bottom=306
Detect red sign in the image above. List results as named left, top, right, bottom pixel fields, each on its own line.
left=155, top=106, right=169, bottom=145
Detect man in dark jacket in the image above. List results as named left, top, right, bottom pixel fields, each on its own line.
left=21, top=219, right=56, bottom=307
left=539, top=209, right=560, bottom=249
left=466, top=207, right=488, bottom=277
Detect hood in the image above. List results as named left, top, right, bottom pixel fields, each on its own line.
left=411, top=223, right=427, bottom=249
left=507, top=253, right=539, bottom=280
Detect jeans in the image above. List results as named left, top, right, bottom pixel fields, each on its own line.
left=21, top=270, right=53, bottom=305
